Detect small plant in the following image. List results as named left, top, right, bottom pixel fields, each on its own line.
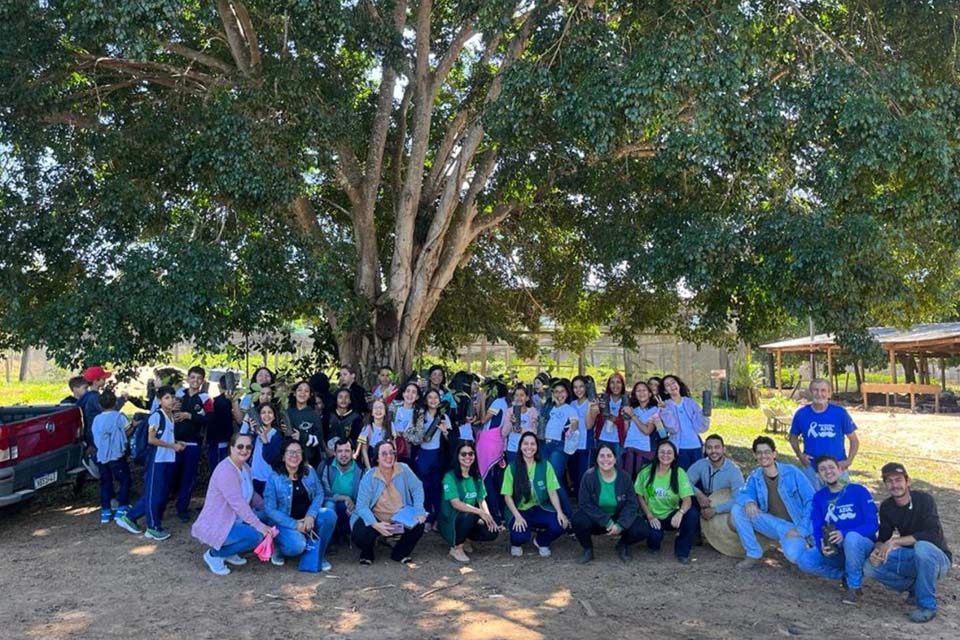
left=764, top=394, right=797, bottom=415
left=731, top=356, right=764, bottom=407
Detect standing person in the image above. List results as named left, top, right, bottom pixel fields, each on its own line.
left=338, top=364, right=369, bottom=416
left=634, top=440, right=698, bottom=564
left=372, top=365, right=399, bottom=404
left=231, top=366, right=274, bottom=425
left=351, top=441, right=427, bottom=565
left=505, top=385, right=538, bottom=465
left=658, top=374, right=709, bottom=470
left=90, top=390, right=132, bottom=524
left=531, top=373, right=551, bottom=414
left=789, top=378, right=860, bottom=490
left=239, top=403, right=283, bottom=497
left=863, top=462, right=952, bottom=623
left=572, top=444, right=650, bottom=563
left=797, top=455, right=878, bottom=605
left=620, top=381, right=662, bottom=478
left=569, top=376, right=595, bottom=498
left=427, top=365, right=458, bottom=417
left=686, top=434, right=744, bottom=520
left=116, top=386, right=185, bottom=540
left=326, top=388, right=363, bottom=453
left=264, top=440, right=337, bottom=570
left=474, top=379, right=513, bottom=525
left=595, top=372, right=628, bottom=459
left=286, top=381, right=324, bottom=467
left=358, top=399, right=393, bottom=469
left=413, top=389, right=452, bottom=530
left=61, top=375, right=89, bottom=405
left=501, top=433, right=570, bottom=558
left=541, top=379, right=578, bottom=518
left=77, top=366, right=127, bottom=477
left=173, top=366, right=213, bottom=523
left=647, top=376, right=663, bottom=399
left=192, top=433, right=275, bottom=576
left=440, top=442, right=500, bottom=563
left=731, top=436, right=814, bottom=569
left=390, top=382, right=420, bottom=465
left=321, top=439, right=363, bottom=545
left=206, top=377, right=237, bottom=473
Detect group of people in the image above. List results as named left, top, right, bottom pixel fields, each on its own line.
left=69, top=365, right=951, bottom=623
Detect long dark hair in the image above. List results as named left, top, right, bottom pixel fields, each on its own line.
left=288, top=380, right=315, bottom=409
left=512, top=432, right=541, bottom=504
left=606, top=372, right=627, bottom=398
left=428, top=365, right=448, bottom=392
left=571, top=375, right=588, bottom=402
left=551, top=379, right=572, bottom=406
left=365, top=399, right=394, bottom=442
left=647, top=440, right=680, bottom=494
left=273, top=438, right=308, bottom=479
left=455, top=441, right=481, bottom=483
left=334, top=387, right=353, bottom=412
left=630, top=381, right=655, bottom=409
left=593, top=442, right=619, bottom=468
left=662, top=374, right=690, bottom=398
left=251, top=366, right=275, bottom=386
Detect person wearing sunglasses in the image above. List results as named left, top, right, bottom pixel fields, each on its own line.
left=440, top=442, right=500, bottom=563
left=263, top=439, right=337, bottom=570
left=192, top=433, right=275, bottom=576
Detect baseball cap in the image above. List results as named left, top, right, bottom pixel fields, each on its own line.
left=881, top=462, right=908, bottom=479
left=81, top=365, right=112, bottom=383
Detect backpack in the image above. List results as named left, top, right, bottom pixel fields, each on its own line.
left=131, top=410, right=168, bottom=465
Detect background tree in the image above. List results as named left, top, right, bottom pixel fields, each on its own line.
left=1, top=1, right=959, bottom=379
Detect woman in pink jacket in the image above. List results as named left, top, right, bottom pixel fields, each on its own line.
left=192, top=432, right=274, bottom=576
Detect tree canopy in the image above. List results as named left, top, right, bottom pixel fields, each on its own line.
left=1, top=1, right=959, bottom=377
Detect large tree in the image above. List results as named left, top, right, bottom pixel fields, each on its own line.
left=1, top=1, right=959, bottom=376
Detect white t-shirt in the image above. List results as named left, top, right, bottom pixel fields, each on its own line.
left=150, top=411, right=177, bottom=464
left=599, top=396, right=624, bottom=443
left=420, top=413, right=450, bottom=450
left=482, top=397, right=509, bottom=432
left=392, top=405, right=414, bottom=434
left=545, top=404, right=578, bottom=441
left=572, top=399, right=590, bottom=449
left=506, top=408, right=535, bottom=453
left=624, top=406, right=658, bottom=451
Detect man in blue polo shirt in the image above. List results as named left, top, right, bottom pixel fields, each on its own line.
left=789, top=378, right=859, bottom=489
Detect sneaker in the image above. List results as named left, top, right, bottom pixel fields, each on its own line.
left=224, top=554, right=247, bottom=567
left=270, top=552, right=285, bottom=566
left=577, top=548, right=594, bottom=564
left=463, top=541, right=474, bottom=554
left=677, top=556, right=691, bottom=565
left=510, top=545, right=523, bottom=557
left=449, top=547, right=471, bottom=563
left=203, top=550, right=231, bottom=576
left=115, top=515, right=142, bottom=535
left=321, top=560, right=332, bottom=572
left=100, top=509, right=113, bottom=524
left=114, top=506, right=129, bottom=520
left=144, top=528, right=171, bottom=541
left=359, top=558, right=372, bottom=566
left=615, top=542, right=630, bottom=563
left=841, top=588, right=862, bottom=605
left=736, top=557, right=760, bottom=570
left=908, top=608, right=937, bottom=624
left=533, top=540, right=551, bottom=558
left=398, top=556, right=413, bottom=564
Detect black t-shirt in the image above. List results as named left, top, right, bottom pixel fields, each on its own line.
left=207, top=395, right=235, bottom=445
left=290, top=478, right=310, bottom=520
left=174, top=391, right=209, bottom=444
left=878, top=491, right=952, bottom=561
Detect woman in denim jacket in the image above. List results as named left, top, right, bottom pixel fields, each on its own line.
left=263, top=439, right=337, bottom=570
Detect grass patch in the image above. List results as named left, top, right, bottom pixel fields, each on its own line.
left=0, top=381, right=67, bottom=406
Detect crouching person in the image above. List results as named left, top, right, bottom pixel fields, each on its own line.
left=192, top=433, right=275, bottom=575
left=797, top=455, right=877, bottom=604
left=863, top=462, right=952, bottom=624
left=264, top=439, right=337, bottom=570
left=573, top=444, right=650, bottom=564
left=440, top=441, right=500, bottom=563
left=321, top=438, right=363, bottom=545
left=351, top=440, right=427, bottom=564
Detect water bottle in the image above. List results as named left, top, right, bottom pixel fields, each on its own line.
left=702, top=389, right=713, bottom=417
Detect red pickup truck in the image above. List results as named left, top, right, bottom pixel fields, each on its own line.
left=0, top=405, right=85, bottom=507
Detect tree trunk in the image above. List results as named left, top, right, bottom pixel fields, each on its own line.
left=897, top=354, right=917, bottom=384
left=18, top=348, right=30, bottom=382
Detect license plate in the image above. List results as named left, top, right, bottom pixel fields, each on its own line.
left=34, top=471, right=58, bottom=490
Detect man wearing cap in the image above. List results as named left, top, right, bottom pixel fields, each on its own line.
left=77, top=366, right=127, bottom=452
left=863, top=462, right=952, bottom=623
left=789, top=378, right=860, bottom=490
left=797, top=454, right=878, bottom=605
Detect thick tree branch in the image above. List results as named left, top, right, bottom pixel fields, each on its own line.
left=42, top=112, right=99, bottom=128
left=162, top=42, right=234, bottom=75
left=217, top=0, right=251, bottom=75
left=431, top=16, right=477, bottom=98
left=231, top=1, right=261, bottom=71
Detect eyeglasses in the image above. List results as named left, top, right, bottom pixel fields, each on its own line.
left=234, top=444, right=253, bottom=451
left=285, top=451, right=303, bottom=458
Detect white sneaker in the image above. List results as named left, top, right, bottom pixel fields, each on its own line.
left=510, top=545, right=523, bottom=557
left=224, top=554, right=247, bottom=566
left=321, top=560, right=332, bottom=572
left=203, top=550, right=230, bottom=576
left=533, top=540, right=551, bottom=557
left=270, top=552, right=285, bottom=566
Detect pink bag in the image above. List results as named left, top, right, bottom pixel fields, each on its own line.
left=254, top=527, right=278, bottom=562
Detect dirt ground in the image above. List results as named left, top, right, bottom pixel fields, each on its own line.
left=2, top=417, right=958, bottom=640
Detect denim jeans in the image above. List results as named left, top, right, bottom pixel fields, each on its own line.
left=174, top=444, right=202, bottom=516
left=797, top=531, right=875, bottom=588
left=206, top=441, right=229, bottom=476
left=862, top=541, right=951, bottom=610
left=730, top=502, right=807, bottom=563
left=483, top=464, right=505, bottom=524
left=509, top=506, right=565, bottom=548
left=646, top=507, right=699, bottom=559
left=678, top=447, right=703, bottom=471
left=541, top=441, right=573, bottom=518
left=274, top=508, right=337, bottom=558
left=97, top=458, right=131, bottom=510
left=211, top=522, right=263, bottom=558
left=326, top=500, right=352, bottom=544
left=416, top=448, right=442, bottom=524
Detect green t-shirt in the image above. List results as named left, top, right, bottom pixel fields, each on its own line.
left=501, top=461, right=560, bottom=511
left=442, top=472, right=486, bottom=506
left=634, top=466, right=694, bottom=520
left=598, top=475, right=618, bottom=523
left=330, top=464, right=357, bottom=498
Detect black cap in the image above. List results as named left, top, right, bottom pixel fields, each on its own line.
left=881, top=462, right=908, bottom=479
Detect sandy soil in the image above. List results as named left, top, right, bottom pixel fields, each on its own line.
left=2, top=418, right=958, bottom=640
